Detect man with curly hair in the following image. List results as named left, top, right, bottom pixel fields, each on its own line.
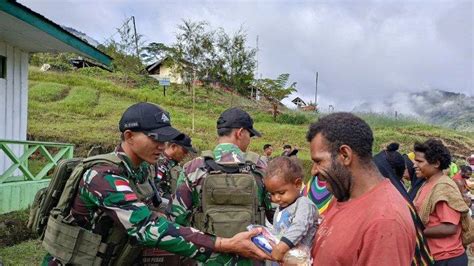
left=308, top=112, right=417, bottom=265
left=413, top=138, right=471, bottom=265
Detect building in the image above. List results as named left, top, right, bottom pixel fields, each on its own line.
left=146, top=57, right=185, bottom=84
left=291, top=97, right=307, bottom=108
left=0, top=1, right=111, bottom=213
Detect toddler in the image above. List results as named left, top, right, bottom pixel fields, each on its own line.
left=264, top=156, right=319, bottom=265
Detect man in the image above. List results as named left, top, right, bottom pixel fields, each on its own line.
left=168, top=107, right=273, bottom=264
left=281, top=144, right=292, bottom=156
left=262, top=143, right=273, bottom=164
left=152, top=133, right=196, bottom=207
left=307, top=112, right=416, bottom=265
left=42, top=102, right=269, bottom=265
left=282, top=144, right=298, bottom=157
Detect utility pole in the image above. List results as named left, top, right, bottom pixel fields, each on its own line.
left=253, top=35, right=259, bottom=100
left=315, top=72, right=319, bottom=108
left=192, top=70, right=196, bottom=133
left=131, top=16, right=140, bottom=59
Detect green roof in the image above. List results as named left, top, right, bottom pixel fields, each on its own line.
left=0, top=1, right=112, bottom=66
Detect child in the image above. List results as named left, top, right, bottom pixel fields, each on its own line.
left=264, top=156, right=319, bottom=264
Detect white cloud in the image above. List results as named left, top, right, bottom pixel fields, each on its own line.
left=19, top=0, right=473, bottom=110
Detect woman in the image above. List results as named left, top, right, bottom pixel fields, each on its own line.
left=413, top=138, right=472, bottom=266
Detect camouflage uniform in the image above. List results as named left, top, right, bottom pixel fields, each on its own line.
left=168, top=143, right=271, bottom=265
left=43, top=145, right=236, bottom=265
left=152, top=153, right=179, bottom=201
left=169, top=143, right=270, bottom=225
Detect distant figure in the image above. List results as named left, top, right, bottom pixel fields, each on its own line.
left=413, top=139, right=471, bottom=265
left=453, top=165, right=473, bottom=192
left=262, top=143, right=273, bottom=164
left=282, top=144, right=298, bottom=157
left=467, top=154, right=474, bottom=171
left=282, top=144, right=292, bottom=156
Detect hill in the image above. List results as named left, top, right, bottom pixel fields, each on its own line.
left=353, top=89, right=474, bottom=132
left=27, top=67, right=473, bottom=166
left=0, top=67, right=473, bottom=265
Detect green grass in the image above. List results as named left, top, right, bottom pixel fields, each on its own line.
left=0, top=239, right=44, bottom=265
left=29, top=82, right=69, bottom=102
left=27, top=67, right=473, bottom=168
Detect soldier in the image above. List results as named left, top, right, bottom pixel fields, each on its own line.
left=168, top=107, right=274, bottom=265
left=152, top=133, right=196, bottom=208
left=42, top=102, right=270, bottom=265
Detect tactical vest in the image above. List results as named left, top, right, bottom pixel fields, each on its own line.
left=192, top=151, right=267, bottom=238
left=38, top=153, right=155, bottom=265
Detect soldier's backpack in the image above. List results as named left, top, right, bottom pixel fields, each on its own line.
left=192, top=151, right=267, bottom=238
left=30, top=153, right=156, bottom=265
left=28, top=158, right=82, bottom=237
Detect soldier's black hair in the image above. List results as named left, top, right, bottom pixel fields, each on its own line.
left=306, top=112, right=374, bottom=161
left=414, top=139, right=451, bottom=170
left=263, top=144, right=272, bottom=150
left=217, top=127, right=235, bottom=137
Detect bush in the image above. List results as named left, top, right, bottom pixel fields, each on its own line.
left=276, top=113, right=312, bottom=125
left=76, top=67, right=109, bottom=77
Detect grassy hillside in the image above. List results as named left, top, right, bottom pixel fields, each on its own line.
left=0, top=67, right=473, bottom=264
left=27, top=67, right=473, bottom=166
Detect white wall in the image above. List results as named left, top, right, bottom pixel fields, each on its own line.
left=0, top=40, right=29, bottom=178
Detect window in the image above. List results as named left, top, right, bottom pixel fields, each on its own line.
left=0, top=56, right=6, bottom=79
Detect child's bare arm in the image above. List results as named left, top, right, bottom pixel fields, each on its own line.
left=271, top=241, right=291, bottom=261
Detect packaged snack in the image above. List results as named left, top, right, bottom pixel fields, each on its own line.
left=247, top=225, right=278, bottom=254
left=282, top=245, right=311, bottom=266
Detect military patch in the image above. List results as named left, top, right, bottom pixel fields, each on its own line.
left=115, top=179, right=132, bottom=192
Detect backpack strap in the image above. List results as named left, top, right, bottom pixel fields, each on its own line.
left=201, top=150, right=214, bottom=160
left=83, top=153, right=123, bottom=167
left=244, top=151, right=260, bottom=165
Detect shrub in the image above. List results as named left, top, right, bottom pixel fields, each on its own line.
left=276, top=112, right=312, bottom=125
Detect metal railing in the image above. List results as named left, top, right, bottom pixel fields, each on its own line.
left=0, top=139, right=74, bottom=183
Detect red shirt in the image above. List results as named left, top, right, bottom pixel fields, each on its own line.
left=414, top=179, right=464, bottom=261
left=452, top=172, right=463, bottom=182
left=312, top=179, right=416, bottom=266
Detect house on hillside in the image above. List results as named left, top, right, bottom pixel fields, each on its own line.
left=291, top=97, right=307, bottom=108
left=70, top=57, right=110, bottom=71
left=0, top=1, right=111, bottom=213
left=146, top=57, right=186, bottom=84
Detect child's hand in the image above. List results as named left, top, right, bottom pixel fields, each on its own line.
left=271, top=242, right=291, bottom=262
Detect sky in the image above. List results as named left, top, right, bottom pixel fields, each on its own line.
left=20, top=0, right=473, bottom=112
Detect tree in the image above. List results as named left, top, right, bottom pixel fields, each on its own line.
left=98, top=17, right=145, bottom=74
left=141, top=42, right=173, bottom=65
left=154, top=20, right=256, bottom=94
left=170, top=20, right=214, bottom=91
left=215, top=27, right=256, bottom=95
left=256, top=74, right=297, bottom=120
